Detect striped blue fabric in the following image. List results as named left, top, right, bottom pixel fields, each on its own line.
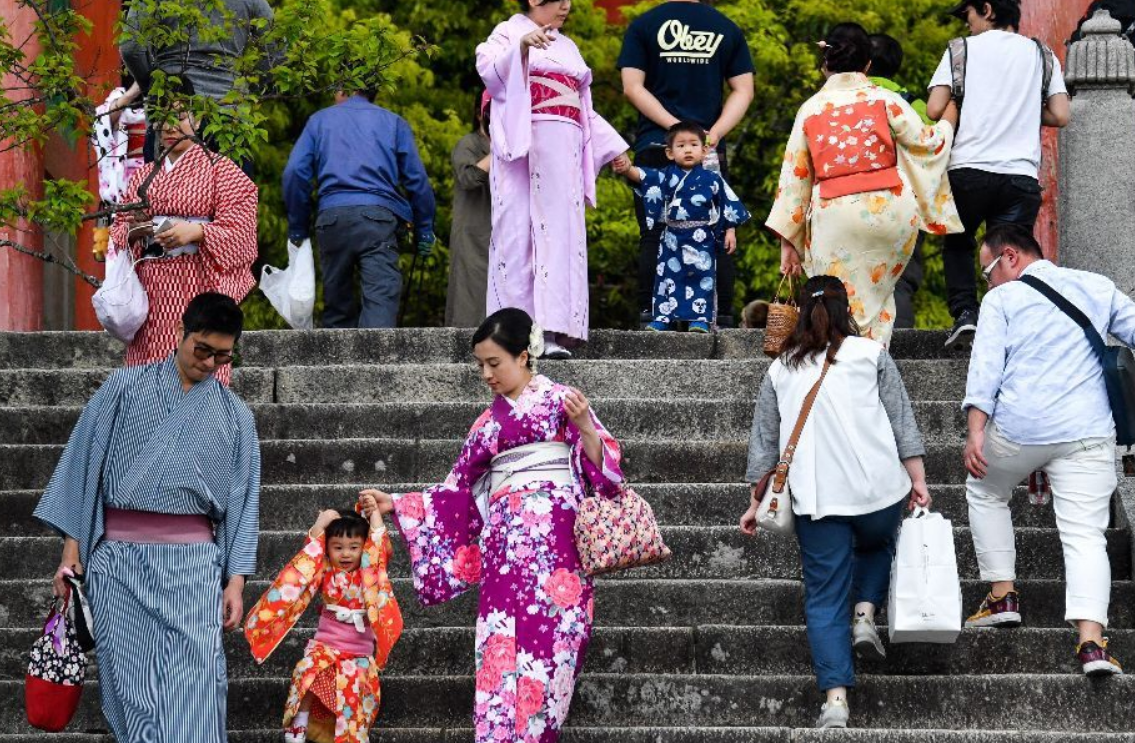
left=32, top=355, right=261, bottom=741
left=33, top=355, right=261, bottom=579
left=87, top=541, right=227, bottom=742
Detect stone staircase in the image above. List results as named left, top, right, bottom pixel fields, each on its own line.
left=1, top=328, right=1133, bottom=742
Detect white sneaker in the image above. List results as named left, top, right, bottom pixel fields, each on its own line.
left=852, top=615, right=886, bottom=662
left=541, top=339, right=572, bottom=359
left=816, top=699, right=849, bottom=729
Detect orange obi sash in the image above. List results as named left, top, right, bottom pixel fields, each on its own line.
left=804, top=99, right=901, bottom=200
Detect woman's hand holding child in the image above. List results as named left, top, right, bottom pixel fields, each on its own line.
left=611, top=154, right=641, bottom=184
left=358, top=489, right=395, bottom=518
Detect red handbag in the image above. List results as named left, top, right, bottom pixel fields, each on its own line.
left=25, top=595, right=87, bottom=732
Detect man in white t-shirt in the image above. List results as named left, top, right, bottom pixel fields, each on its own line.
left=926, top=0, right=1071, bottom=350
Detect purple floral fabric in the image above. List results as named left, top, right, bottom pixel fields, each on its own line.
left=391, top=375, right=624, bottom=742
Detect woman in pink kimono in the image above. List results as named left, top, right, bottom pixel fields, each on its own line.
left=477, top=0, right=629, bottom=359
left=361, top=307, right=625, bottom=743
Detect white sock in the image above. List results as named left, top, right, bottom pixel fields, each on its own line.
left=293, top=710, right=309, bottom=728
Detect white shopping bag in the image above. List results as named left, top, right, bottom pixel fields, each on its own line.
left=92, top=241, right=149, bottom=343
left=260, top=239, right=315, bottom=329
left=888, top=507, right=963, bottom=644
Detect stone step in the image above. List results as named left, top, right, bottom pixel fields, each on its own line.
left=2, top=730, right=1132, bottom=743
left=0, top=329, right=963, bottom=371
left=270, top=360, right=968, bottom=404
left=0, top=484, right=1067, bottom=534
left=7, top=525, right=1124, bottom=583
left=0, top=400, right=969, bottom=445
left=0, top=367, right=275, bottom=406
left=0, top=440, right=983, bottom=490
left=1, top=730, right=1132, bottom=743
left=5, top=579, right=1133, bottom=631
left=0, top=359, right=971, bottom=407
left=1, top=674, right=1132, bottom=733
left=2, top=626, right=1124, bottom=681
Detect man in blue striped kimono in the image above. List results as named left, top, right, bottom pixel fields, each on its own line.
left=35, top=292, right=261, bottom=742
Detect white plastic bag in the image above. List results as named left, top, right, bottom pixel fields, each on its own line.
left=260, top=239, right=315, bottom=329
left=92, top=241, right=149, bottom=343
left=888, top=507, right=963, bottom=644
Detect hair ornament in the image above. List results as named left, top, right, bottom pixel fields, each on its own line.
left=812, top=290, right=825, bottom=297
left=528, top=322, right=545, bottom=362
left=816, top=40, right=829, bottom=49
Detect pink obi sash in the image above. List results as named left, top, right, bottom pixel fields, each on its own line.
left=530, top=73, right=581, bottom=124
left=314, top=607, right=376, bottom=657
left=804, top=99, right=901, bottom=200
left=103, top=508, right=214, bottom=544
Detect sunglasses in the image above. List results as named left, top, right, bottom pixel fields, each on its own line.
left=193, top=343, right=234, bottom=366
left=981, top=254, right=1003, bottom=284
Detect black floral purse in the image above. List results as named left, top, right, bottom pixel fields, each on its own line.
left=25, top=595, right=88, bottom=732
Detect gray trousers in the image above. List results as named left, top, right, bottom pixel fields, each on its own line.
left=314, top=205, right=401, bottom=328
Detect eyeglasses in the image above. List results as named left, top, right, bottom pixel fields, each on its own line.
left=981, top=254, right=1003, bottom=284
left=193, top=343, right=234, bottom=366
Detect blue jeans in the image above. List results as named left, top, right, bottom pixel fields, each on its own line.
left=314, top=205, right=402, bottom=328
left=795, top=499, right=904, bottom=691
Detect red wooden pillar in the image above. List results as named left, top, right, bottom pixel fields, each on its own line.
left=0, top=1, right=45, bottom=331
left=40, top=0, right=122, bottom=330
left=1020, top=0, right=1096, bottom=262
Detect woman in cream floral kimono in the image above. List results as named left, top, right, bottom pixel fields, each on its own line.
left=767, top=23, right=963, bottom=344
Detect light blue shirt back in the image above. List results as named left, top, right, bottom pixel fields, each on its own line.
left=964, top=260, right=1135, bottom=445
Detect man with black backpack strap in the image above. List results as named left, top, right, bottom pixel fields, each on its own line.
left=962, top=224, right=1135, bottom=677
left=926, top=0, right=1071, bottom=350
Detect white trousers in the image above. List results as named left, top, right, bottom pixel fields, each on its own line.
left=966, top=422, right=1117, bottom=627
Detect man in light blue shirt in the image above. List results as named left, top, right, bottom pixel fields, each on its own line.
left=961, top=224, right=1135, bottom=677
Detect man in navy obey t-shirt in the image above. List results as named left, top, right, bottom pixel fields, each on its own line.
left=618, top=0, right=754, bottom=327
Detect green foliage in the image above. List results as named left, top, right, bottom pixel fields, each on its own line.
left=3, top=0, right=966, bottom=328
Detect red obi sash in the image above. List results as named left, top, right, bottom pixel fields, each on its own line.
left=804, top=99, right=901, bottom=199
left=125, top=120, right=147, bottom=158
left=530, top=72, right=581, bottom=124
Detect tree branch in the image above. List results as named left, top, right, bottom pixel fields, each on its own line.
left=0, top=238, right=102, bottom=288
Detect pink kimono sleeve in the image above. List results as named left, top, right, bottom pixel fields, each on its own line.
left=390, top=409, right=495, bottom=606
left=557, top=387, right=625, bottom=499
left=580, top=80, right=629, bottom=208
left=476, top=19, right=532, bottom=164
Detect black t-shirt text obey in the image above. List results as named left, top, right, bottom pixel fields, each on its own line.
left=617, top=2, right=754, bottom=152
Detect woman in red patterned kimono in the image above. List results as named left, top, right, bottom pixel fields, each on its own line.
left=110, top=105, right=258, bottom=385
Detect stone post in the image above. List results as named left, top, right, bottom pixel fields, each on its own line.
left=1059, top=10, right=1135, bottom=293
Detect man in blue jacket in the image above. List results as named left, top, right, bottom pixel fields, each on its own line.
left=284, top=91, right=436, bottom=328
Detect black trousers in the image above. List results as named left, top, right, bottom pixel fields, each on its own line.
left=314, top=205, right=402, bottom=329
left=633, top=145, right=736, bottom=324
left=943, top=167, right=1042, bottom=318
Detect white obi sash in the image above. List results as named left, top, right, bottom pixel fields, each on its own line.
left=323, top=604, right=368, bottom=633
left=473, top=441, right=573, bottom=521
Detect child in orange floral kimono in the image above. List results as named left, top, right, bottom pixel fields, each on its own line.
left=245, top=508, right=402, bottom=743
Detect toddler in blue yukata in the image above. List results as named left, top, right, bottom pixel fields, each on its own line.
left=614, top=120, right=751, bottom=332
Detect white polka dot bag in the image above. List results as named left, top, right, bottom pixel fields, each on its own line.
left=25, top=595, right=87, bottom=732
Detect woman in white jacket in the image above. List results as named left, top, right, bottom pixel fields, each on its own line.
left=740, top=275, right=931, bottom=729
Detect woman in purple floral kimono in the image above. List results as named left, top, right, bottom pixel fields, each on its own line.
left=361, top=307, right=624, bottom=743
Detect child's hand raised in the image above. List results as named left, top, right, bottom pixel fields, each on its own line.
left=310, top=509, right=341, bottom=538
left=611, top=154, right=631, bottom=174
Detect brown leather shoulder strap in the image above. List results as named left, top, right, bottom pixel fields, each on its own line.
left=772, top=358, right=831, bottom=492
